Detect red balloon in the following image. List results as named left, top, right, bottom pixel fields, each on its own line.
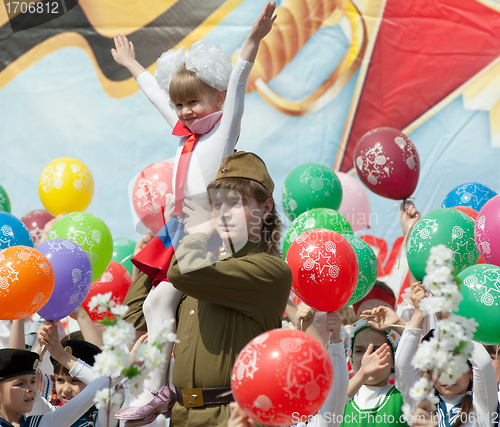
left=82, top=261, right=132, bottom=321
left=231, top=329, right=333, bottom=426
left=354, top=127, right=420, bottom=200
left=133, top=161, right=174, bottom=234
left=286, top=229, right=358, bottom=312
left=451, top=206, right=478, bottom=221
left=21, top=209, right=55, bottom=246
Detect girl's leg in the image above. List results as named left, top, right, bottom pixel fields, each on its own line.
left=117, top=281, right=182, bottom=414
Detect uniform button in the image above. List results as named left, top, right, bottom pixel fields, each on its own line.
left=190, top=310, right=195, bottom=316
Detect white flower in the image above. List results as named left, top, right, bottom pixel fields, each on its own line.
left=282, top=320, right=295, bottom=329
left=154, top=318, right=177, bottom=344
left=88, top=292, right=114, bottom=313
left=110, top=304, right=129, bottom=317
left=419, top=296, right=446, bottom=316
left=94, top=387, right=123, bottom=411
left=166, top=332, right=180, bottom=344
left=136, top=343, right=164, bottom=370
left=412, top=341, right=437, bottom=371
left=409, top=377, right=430, bottom=403
left=94, top=347, right=130, bottom=377
left=126, top=372, right=147, bottom=401
left=102, top=320, right=136, bottom=349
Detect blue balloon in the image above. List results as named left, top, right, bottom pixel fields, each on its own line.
left=37, top=239, right=93, bottom=321
left=442, top=182, right=497, bottom=212
left=0, top=212, right=34, bottom=250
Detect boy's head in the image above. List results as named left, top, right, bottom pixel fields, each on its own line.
left=208, top=152, right=282, bottom=256
left=51, top=340, right=101, bottom=405
left=353, top=281, right=396, bottom=319
left=350, top=321, right=400, bottom=387
left=0, top=349, right=39, bottom=414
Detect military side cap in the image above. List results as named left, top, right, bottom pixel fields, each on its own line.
left=0, top=349, right=39, bottom=381
left=50, top=339, right=101, bottom=367
left=215, top=151, right=274, bottom=193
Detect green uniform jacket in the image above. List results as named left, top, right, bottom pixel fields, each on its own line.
left=167, top=233, right=293, bottom=427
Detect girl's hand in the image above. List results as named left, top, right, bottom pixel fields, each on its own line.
left=249, top=2, right=277, bottom=42
left=360, top=343, right=390, bottom=378
left=410, top=282, right=427, bottom=311
left=361, top=306, right=405, bottom=331
left=130, top=333, right=148, bottom=367
left=228, top=402, right=256, bottom=427
left=295, top=304, right=316, bottom=331
left=400, top=200, right=420, bottom=237
left=111, top=34, right=136, bottom=67
left=326, top=312, right=342, bottom=343
left=38, top=323, right=65, bottom=360
left=182, top=199, right=215, bottom=237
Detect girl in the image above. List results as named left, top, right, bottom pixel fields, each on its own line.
left=340, top=321, right=405, bottom=426
left=0, top=348, right=110, bottom=427
left=395, top=283, right=498, bottom=427
left=111, top=3, right=277, bottom=421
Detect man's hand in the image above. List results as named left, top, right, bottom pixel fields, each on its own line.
left=163, top=193, right=175, bottom=224
left=182, top=199, right=215, bottom=237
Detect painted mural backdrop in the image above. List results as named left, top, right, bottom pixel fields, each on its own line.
left=2, top=0, right=500, bottom=299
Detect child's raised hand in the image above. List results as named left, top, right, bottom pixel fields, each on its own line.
left=111, top=34, right=136, bottom=67
left=130, top=333, right=148, bottom=367
left=295, top=304, right=316, bottom=331
left=361, top=306, right=405, bottom=332
left=410, top=282, right=427, bottom=311
left=326, top=311, right=342, bottom=343
left=400, top=200, right=420, bottom=237
left=249, top=2, right=277, bottom=42
left=360, top=343, right=390, bottom=378
left=38, top=322, right=65, bottom=360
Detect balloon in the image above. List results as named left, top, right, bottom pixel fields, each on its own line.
left=281, top=164, right=343, bottom=222
left=48, top=212, right=113, bottom=282
left=455, top=264, right=500, bottom=344
left=443, top=182, right=496, bottom=212
left=406, top=208, right=478, bottom=281
left=82, top=261, right=132, bottom=321
left=0, top=212, right=34, bottom=250
left=342, top=234, right=378, bottom=306
left=133, top=161, right=174, bottom=234
left=21, top=209, right=55, bottom=246
left=0, top=185, right=11, bottom=213
left=337, top=172, right=371, bottom=232
left=354, top=127, right=420, bottom=200
left=475, top=195, right=500, bottom=267
left=451, top=206, right=478, bottom=221
left=112, top=238, right=136, bottom=276
left=282, top=208, right=353, bottom=259
left=0, top=246, right=54, bottom=320
left=37, top=239, right=93, bottom=321
left=38, top=157, right=94, bottom=216
left=286, top=229, right=358, bottom=311
left=231, top=329, right=333, bottom=426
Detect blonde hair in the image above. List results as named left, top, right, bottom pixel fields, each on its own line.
left=207, top=178, right=283, bottom=258
left=169, top=64, right=219, bottom=104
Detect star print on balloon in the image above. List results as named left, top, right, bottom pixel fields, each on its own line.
left=354, top=127, right=420, bottom=200
left=407, top=208, right=478, bottom=281
left=0, top=246, right=54, bottom=320
left=442, top=182, right=497, bottom=212
left=456, top=264, right=500, bottom=345
left=231, top=329, right=333, bottom=426
left=286, top=229, right=358, bottom=311
left=281, top=163, right=343, bottom=221
left=0, top=212, right=34, bottom=250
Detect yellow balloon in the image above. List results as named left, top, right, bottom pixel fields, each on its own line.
left=38, top=157, right=94, bottom=216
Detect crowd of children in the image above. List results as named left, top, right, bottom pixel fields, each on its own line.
left=2, top=2, right=500, bottom=427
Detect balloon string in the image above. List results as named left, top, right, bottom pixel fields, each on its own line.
left=300, top=319, right=303, bottom=331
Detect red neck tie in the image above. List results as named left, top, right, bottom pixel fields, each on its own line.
left=174, top=133, right=199, bottom=215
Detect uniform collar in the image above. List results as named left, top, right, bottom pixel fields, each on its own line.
left=220, top=240, right=264, bottom=260
left=172, top=111, right=223, bottom=137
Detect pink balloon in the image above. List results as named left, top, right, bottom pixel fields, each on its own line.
left=337, top=172, right=371, bottom=232
left=132, top=161, right=174, bottom=234
left=21, top=209, right=55, bottom=246
left=475, top=195, right=500, bottom=266
left=354, top=127, right=420, bottom=200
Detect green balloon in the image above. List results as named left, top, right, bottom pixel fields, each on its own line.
left=282, top=208, right=353, bottom=259
left=112, top=238, right=136, bottom=276
left=406, top=208, right=479, bottom=281
left=342, top=234, right=378, bottom=306
left=456, top=264, right=500, bottom=344
left=282, top=163, right=343, bottom=221
left=0, top=185, right=11, bottom=213
left=48, top=212, right=113, bottom=282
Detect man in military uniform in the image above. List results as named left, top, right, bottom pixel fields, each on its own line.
left=167, top=152, right=293, bottom=426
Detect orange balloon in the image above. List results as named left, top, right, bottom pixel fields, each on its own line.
left=0, top=246, right=55, bottom=320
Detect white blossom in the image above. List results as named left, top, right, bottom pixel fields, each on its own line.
left=136, top=343, right=164, bottom=370
left=110, top=304, right=129, bottom=316
left=93, top=347, right=129, bottom=377
left=94, top=387, right=123, bottom=411
left=88, top=292, right=114, bottom=314
left=409, top=377, right=431, bottom=403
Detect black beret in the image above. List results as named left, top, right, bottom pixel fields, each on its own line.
left=50, top=339, right=101, bottom=367
left=0, top=349, right=39, bottom=381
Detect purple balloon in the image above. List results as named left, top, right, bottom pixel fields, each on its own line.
left=37, top=239, right=93, bottom=321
